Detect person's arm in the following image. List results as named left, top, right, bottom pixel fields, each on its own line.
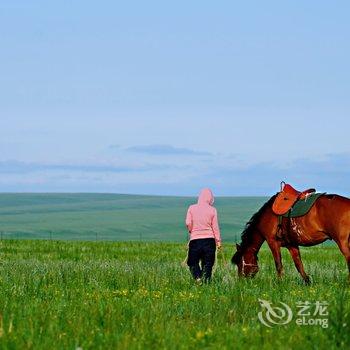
left=185, top=207, right=193, bottom=233
left=212, top=208, right=222, bottom=248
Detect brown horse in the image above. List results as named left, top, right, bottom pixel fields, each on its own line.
left=231, top=194, right=350, bottom=283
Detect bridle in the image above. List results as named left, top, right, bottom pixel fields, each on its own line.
left=242, top=257, right=259, bottom=275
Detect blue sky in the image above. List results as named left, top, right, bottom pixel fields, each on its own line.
left=1, top=1, right=350, bottom=195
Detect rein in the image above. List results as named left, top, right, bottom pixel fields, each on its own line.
left=242, top=257, right=258, bottom=275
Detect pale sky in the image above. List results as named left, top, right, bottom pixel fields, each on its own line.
left=1, top=1, right=350, bottom=195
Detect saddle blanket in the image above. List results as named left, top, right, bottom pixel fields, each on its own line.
left=281, top=193, right=325, bottom=218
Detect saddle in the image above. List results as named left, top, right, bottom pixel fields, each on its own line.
left=272, top=182, right=316, bottom=216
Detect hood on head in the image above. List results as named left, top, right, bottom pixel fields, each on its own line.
left=198, top=188, right=214, bottom=205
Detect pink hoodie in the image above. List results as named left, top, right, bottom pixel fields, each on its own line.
left=185, top=188, right=221, bottom=244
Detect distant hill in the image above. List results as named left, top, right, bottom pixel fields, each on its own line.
left=0, top=193, right=268, bottom=242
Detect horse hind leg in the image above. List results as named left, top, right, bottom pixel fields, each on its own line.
left=346, top=234, right=350, bottom=278
left=348, top=234, right=350, bottom=278
left=335, top=235, right=350, bottom=282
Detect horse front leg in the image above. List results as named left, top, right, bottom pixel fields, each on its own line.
left=287, top=246, right=311, bottom=284
left=267, top=239, right=284, bottom=278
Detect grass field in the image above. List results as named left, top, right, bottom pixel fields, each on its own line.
left=0, top=193, right=268, bottom=242
left=0, top=240, right=349, bottom=349
left=0, top=194, right=348, bottom=349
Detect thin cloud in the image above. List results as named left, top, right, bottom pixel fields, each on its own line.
left=124, top=144, right=212, bottom=156
left=2, top=153, right=350, bottom=195
left=0, top=160, right=172, bottom=174
left=108, top=144, right=121, bottom=150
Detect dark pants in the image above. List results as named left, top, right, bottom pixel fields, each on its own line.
left=187, top=238, right=216, bottom=282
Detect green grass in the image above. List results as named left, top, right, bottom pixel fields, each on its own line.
left=0, top=194, right=346, bottom=348
left=0, top=240, right=349, bottom=349
left=0, top=193, right=268, bottom=242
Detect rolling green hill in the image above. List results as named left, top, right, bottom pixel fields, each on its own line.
left=0, top=193, right=268, bottom=242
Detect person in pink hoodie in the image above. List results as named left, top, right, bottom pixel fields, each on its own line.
left=185, top=188, right=222, bottom=283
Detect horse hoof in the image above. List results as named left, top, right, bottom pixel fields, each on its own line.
left=304, top=276, right=311, bottom=285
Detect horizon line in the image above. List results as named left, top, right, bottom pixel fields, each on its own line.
left=0, top=191, right=272, bottom=198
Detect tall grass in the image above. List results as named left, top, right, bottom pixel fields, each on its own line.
left=0, top=240, right=348, bottom=349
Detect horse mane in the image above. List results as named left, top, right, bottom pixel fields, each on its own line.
left=231, top=194, right=277, bottom=265
left=240, top=194, right=277, bottom=248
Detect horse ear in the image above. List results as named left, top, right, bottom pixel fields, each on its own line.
left=236, top=243, right=241, bottom=251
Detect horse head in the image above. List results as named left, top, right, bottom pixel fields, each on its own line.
left=231, top=243, right=259, bottom=277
